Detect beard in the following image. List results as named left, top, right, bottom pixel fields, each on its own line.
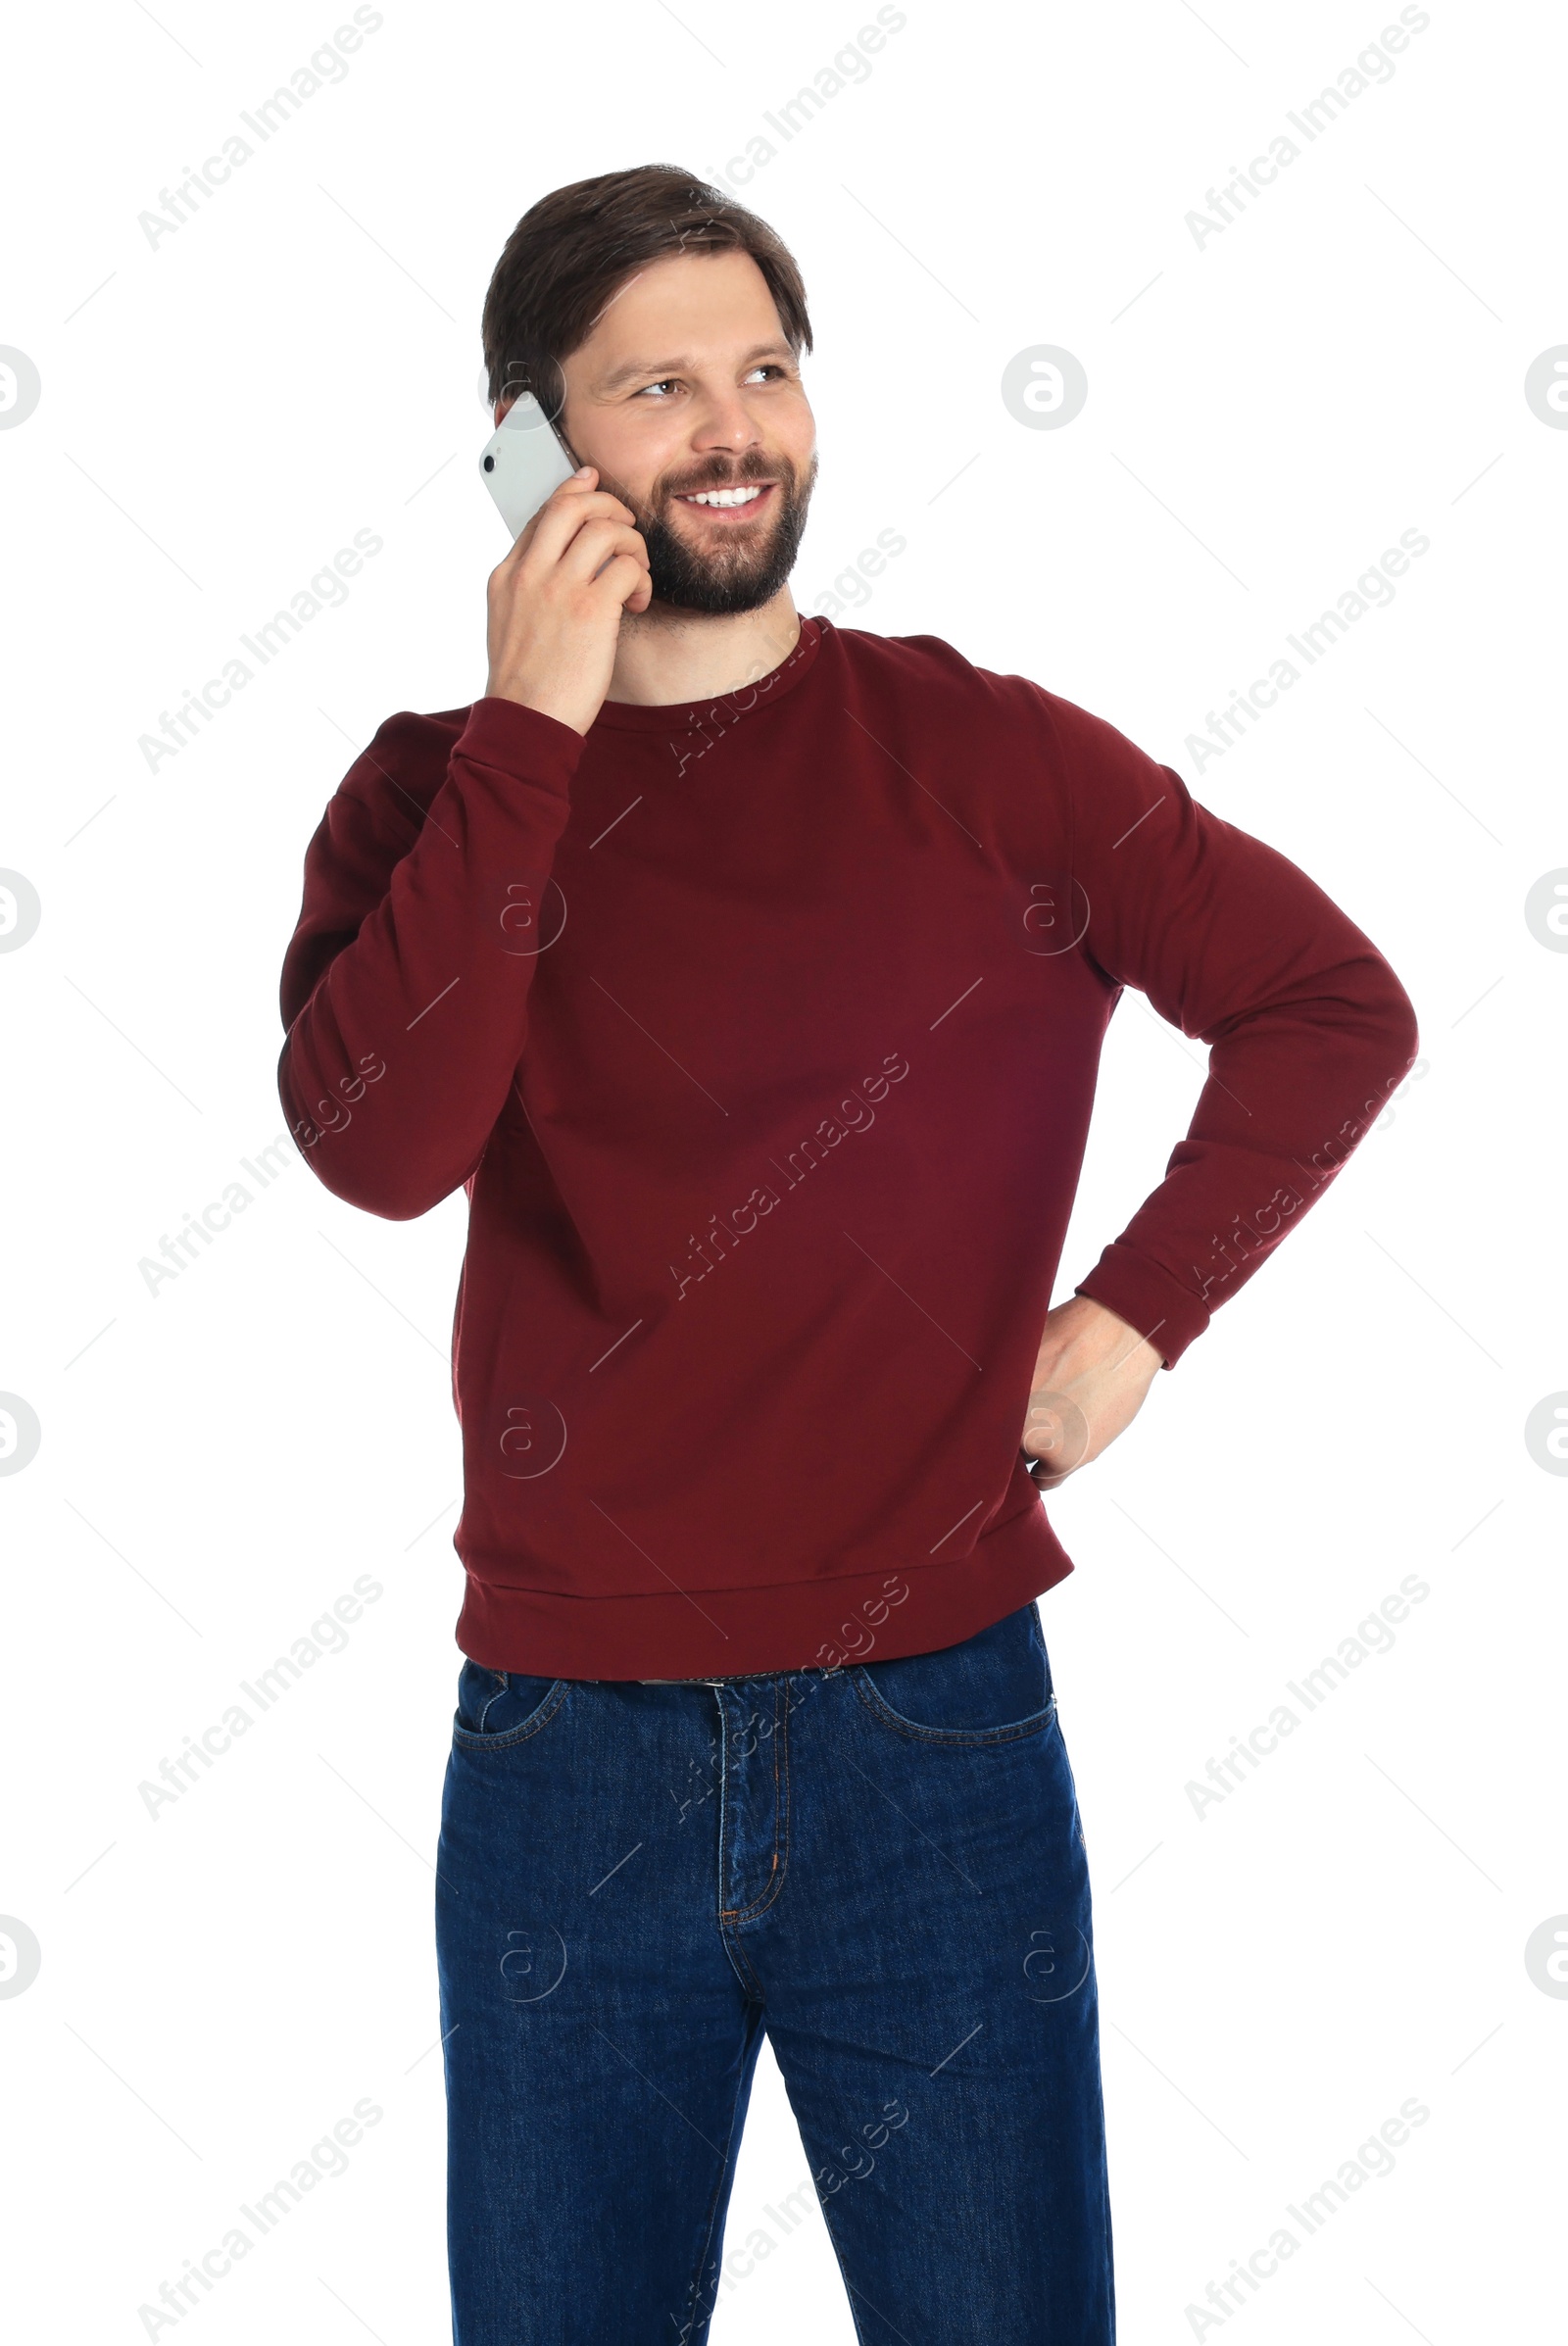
left=595, top=447, right=818, bottom=616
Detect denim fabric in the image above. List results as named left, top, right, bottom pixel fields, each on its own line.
left=435, top=1600, right=1113, bottom=2343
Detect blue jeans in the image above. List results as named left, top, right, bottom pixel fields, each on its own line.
left=434, top=1600, right=1113, bottom=2342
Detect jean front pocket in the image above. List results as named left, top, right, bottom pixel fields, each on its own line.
left=850, top=1601, right=1057, bottom=1747
left=452, top=1657, right=567, bottom=1750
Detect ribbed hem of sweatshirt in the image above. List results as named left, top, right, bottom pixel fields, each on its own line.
left=453, top=1481, right=1076, bottom=1680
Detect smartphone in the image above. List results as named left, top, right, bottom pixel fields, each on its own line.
left=478, top=390, right=579, bottom=540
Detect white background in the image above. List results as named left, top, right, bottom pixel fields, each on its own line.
left=2, top=0, right=1563, bottom=2338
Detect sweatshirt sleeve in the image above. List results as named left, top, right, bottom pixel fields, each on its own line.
left=1044, top=694, right=1421, bottom=1369
left=276, top=697, right=584, bottom=1220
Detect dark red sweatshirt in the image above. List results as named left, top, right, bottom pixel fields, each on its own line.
left=276, top=614, right=1418, bottom=1678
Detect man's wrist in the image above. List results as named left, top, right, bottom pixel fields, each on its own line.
left=1050, top=1293, right=1151, bottom=1364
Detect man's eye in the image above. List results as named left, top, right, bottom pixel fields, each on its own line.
left=637, top=365, right=788, bottom=397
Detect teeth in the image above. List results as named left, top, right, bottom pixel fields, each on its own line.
left=682, top=486, right=765, bottom=507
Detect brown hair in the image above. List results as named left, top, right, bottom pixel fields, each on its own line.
left=480, top=164, right=813, bottom=429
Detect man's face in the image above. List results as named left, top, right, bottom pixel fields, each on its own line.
left=498, top=248, right=817, bottom=616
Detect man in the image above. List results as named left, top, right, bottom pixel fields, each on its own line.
left=276, top=165, right=1418, bottom=2344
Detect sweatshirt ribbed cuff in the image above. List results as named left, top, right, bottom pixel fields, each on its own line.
left=1074, top=1244, right=1213, bottom=1371
left=456, top=695, right=586, bottom=791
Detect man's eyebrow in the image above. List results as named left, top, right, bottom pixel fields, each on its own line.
left=594, top=342, right=797, bottom=394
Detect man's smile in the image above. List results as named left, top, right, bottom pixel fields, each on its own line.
left=672, top=481, right=777, bottom=518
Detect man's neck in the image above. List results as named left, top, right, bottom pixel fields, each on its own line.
left=603, top=589, right=803, bottom=709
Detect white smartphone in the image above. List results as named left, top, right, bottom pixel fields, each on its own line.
left=478, top=390, right=579, bottom=540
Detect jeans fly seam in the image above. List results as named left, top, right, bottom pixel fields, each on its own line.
left=717, top=1680, right=791, bottom=1924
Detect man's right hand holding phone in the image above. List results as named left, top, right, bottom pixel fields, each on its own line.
left=484, top=464, right=652, bottom=737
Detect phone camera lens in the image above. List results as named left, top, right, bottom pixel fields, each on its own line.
left=482, top=454, right=495, bottom=472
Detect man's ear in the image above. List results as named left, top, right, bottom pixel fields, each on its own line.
left=493, top=381, right=582, bottom=471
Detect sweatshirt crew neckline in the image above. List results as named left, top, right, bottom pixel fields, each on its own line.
left=586, top=611, right=824, bottom=730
